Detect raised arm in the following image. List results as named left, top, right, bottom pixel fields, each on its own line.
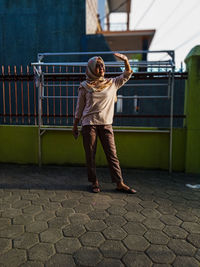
left=114, top=53, right=132, bottom=73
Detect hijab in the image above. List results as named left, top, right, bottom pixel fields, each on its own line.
left=80, top=56, right=112, bottom=92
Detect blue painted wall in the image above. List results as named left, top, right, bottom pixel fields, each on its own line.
left=0, top=0, right=86, bottom=65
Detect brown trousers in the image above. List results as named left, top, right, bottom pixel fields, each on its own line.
left=82, top=125, right=123, bottom=183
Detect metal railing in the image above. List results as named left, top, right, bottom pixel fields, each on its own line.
left=31, top=50, right=177, bottom=171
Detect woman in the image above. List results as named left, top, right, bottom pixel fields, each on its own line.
left=72, top=53, right=136, bottom=194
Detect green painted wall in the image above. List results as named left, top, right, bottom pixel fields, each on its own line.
left=184, top=45, right=200, bottom=173
left=0, top=125, right=186, bottom=171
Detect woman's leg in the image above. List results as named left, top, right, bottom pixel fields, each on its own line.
left=98, top=125, right=123, bottom=183
left=82, top=125, right=98, bottom=184
left=98, top=125, right=136, bottom=193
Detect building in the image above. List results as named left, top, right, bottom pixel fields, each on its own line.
left=0, top=0, right=155, bottom=65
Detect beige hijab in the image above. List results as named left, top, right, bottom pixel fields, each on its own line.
left=80, top=56, right=112, bottom=92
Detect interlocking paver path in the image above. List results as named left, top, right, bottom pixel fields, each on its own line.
left=0, top=164, right=200, bottom=266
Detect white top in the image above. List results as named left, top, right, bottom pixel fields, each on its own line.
left=75, top=70, right=133, bottom=126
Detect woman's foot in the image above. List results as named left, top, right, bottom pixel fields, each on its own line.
left=92, top=182, right=100, bottom=193
left=116, top=181, right=136, bottom=194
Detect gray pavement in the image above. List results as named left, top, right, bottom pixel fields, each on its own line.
left=0, top=164, right=200, bottom=267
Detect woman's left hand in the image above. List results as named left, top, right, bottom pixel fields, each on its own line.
left=114, top=53, right=128, bottom=61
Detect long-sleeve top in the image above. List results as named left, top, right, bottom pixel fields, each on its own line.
left=75, top=70, right=133, bottom=126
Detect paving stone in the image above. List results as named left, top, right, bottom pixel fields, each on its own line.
left=48, top=216, right=69, bottom=228
left=153, top=264, right=171, bottom=267
left=61, top=199, right=79, bottom=208
left=187, top=233, right=200, bottom=248
left=0, top=238, right=12, bottom=255
left=92, top=201, right=111, bottom=210
left=22, top=193, right=39, bottom=201
left=26, top=221, right=48, bottom=233
left=168, top=239, right=196, bottom=256
left=34, top=211, right=55, bottom=221
left=100, top=240, right=127, bottom=258
left=123, top=222, right=147, bottom=235
left=144, top=229, right=169, bottom=245
left=107, top=206, right=127, bottom=216
left=40, top=229, right=62, bottom=243
left=176, top=211, right=198, bottom=222
left=13, top=214, right=34, bottom=225
left=173, top=256, right=200, bottom=267
left=124, top=203, right=143, bottom=212
left=123, top=234, right=150, bottom=251
left=88, top=210, right=109, bottom=220
left=124, top=212, right=145, bottom=222
left=55, top=207, right=75, bottom=217
left=195, top=249, right=200, bottom=261
left=125, top=196, right=141, bottom=204
left=0, top=202, right=11, bottom=210
left=0, top=248, right=26, bottom=266
left=182, top=222, right=200, bottom=234
left=140, top=201, right=158, bottom=209
left=55, top=237, right=81, bottom=254
left=74, top=247, right=102, bottom=266
left=141, top=208, right=161, bottom=218
left=97, top=258, right=124, bottom=267
left=1, top=208, right=22, bottom=218
left=67, top=191, right=83, bottom=200
left=0, top=218, right=11, bottom=230
left=80, top=231, right=105, bottom=247
left=63, top=224, right=86, bottom=237
left=103, top=225, right=127, bottom=240
left=109, top=199, right=127, bottom=206
left=2, top=194, right=20, bottom=203
left=20, top=261, right=44, bottom=267
left=157, top=205, right=177, bottom=215
left=45, top=254, right=76, bottom=267
left=28, top=243, right=55, bottom=261
left=74, top=204, right=93, bottom=214
left=50, top=194, right=67, bottom=202
left=43, top=202, right=62, bottom=211
left=0, top=225, right=24, bottom=238
left=23, top=204, right=42, bottom=215
left=154, top=198, right=172, bottom=207
left=146, top=245, right=175, bottom=264
left=160, top=215, right=182, bottom=226
left=12, top=200, right=31, bottom=209
left=69, top=213, right=90, bottom=225
left=13, top=232, right=39, bottom=249
left=79, top=196, right=97, bottom=204
left=104, top=215, right=127, bottom=226
left=163, top=225, right=188, bottom=238
left=122, top=251, right=152, bottom=267
left=85, top=220, right=107, bottom=231
left=143, top=218, right=165, bottom=230
left=191, top=208, right=200, bottom=218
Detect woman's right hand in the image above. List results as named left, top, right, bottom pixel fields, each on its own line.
left=72, top=125, right=79, bottom=139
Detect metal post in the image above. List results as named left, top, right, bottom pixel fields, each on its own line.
left=169, top=66, right=175, bottom=173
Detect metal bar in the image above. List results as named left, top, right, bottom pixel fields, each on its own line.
left=2, top=66, right=6, bottom=123
left=32, top=62, right=174, bottom=67
left=39, top=127, right=170, bottom=133
left=46, top=66, right=49, bottom=124
left=66, top=66, right=68, bottom=124
left=53, top=65, right=56, bottom=125
left=42, top=83, right=169, bottom=87
left=0, top=113, right=186, bottom=118
left=27, top=66, right=31, bottom=124
left=40, top=95, right=169, bottom=99
left=8, top=66, right=12, bottom=124
left=59, top=66, right=62, bottom=125
left=38, top=50, right=174, bottom=57
left=169, top=67, right=175, bottom=173
left=20, top=66, right=24, bottom=124
left=14, top=66, right=18, bottom=123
